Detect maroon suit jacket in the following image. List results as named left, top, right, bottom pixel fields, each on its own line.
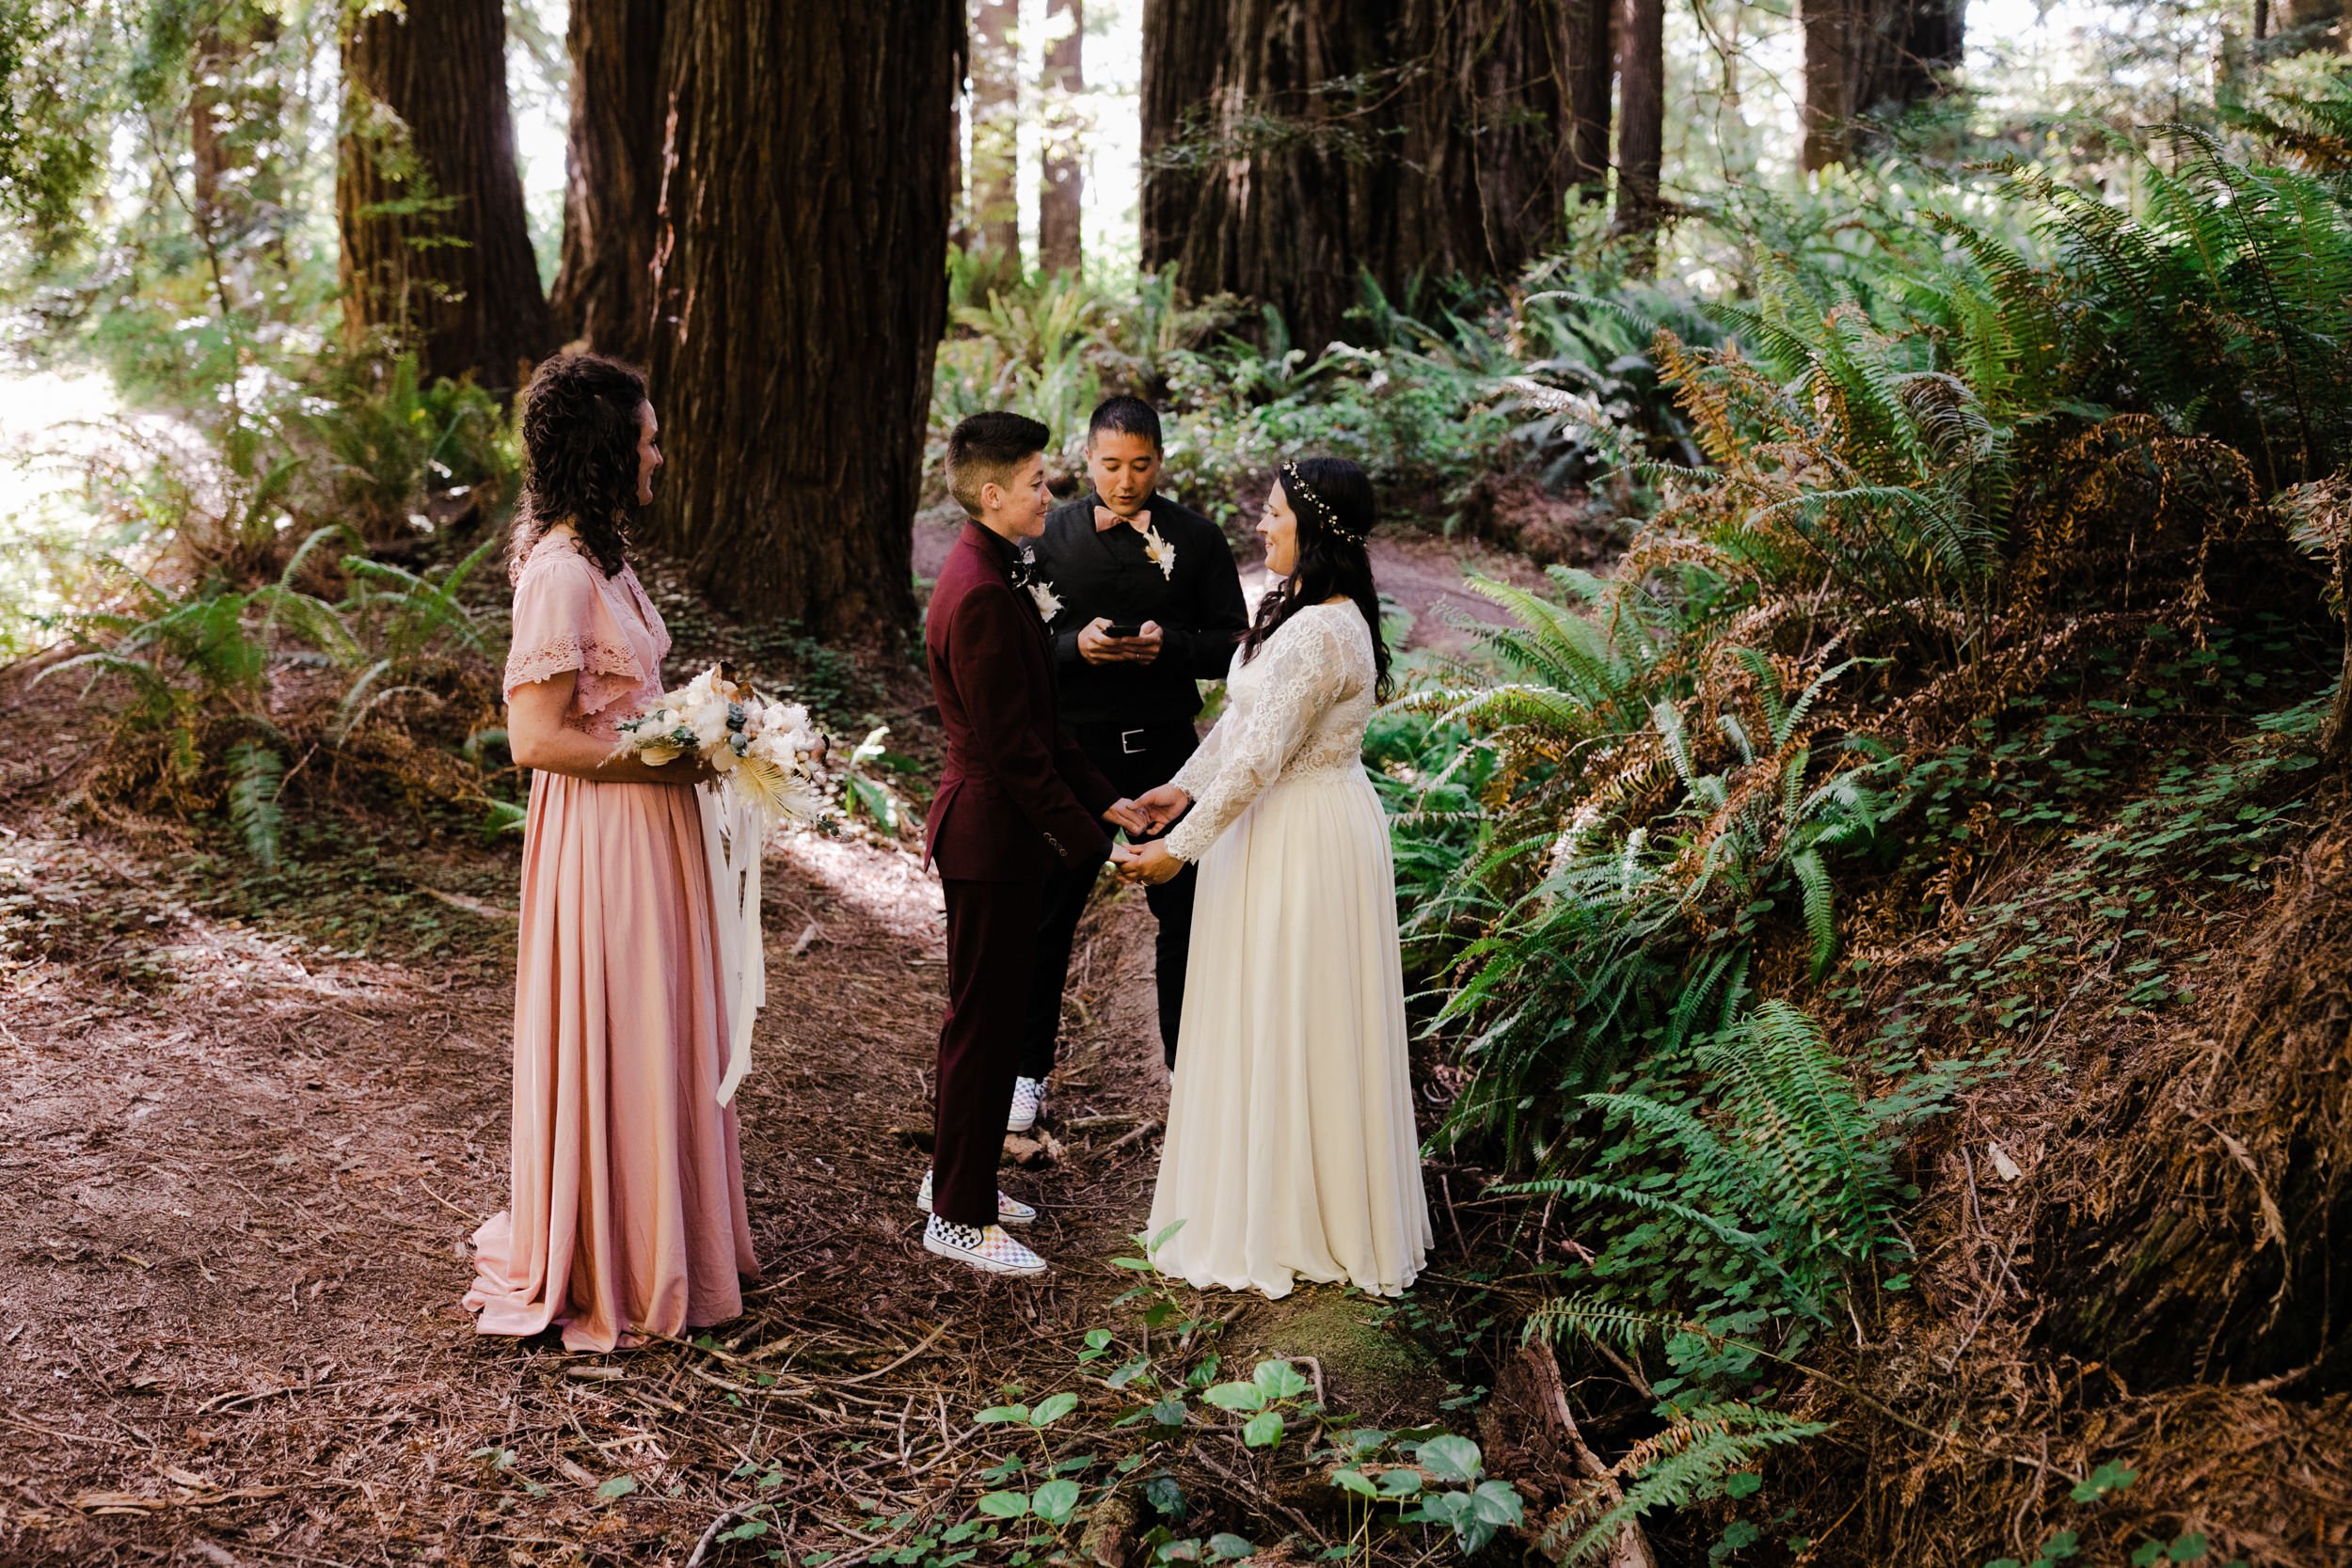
left=925, top=521, right=1118, bottom=881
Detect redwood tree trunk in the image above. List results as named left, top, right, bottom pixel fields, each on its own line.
left=1801, top=0, right=1967, bottom=171
left=643, top=2, right=960, bottom=641
left=1563, top=0, right=1614, bottom=201
left=1139, top=0, right=1223, bottom=268
left=548, top=0, right=666, bottom=361
left=1141, top=0, right=1581, bottom=350
left=1614, top=0, right=1665, bottom=239
left=337, top=0, right=552, bottom=391
left=970, top=0, right=1021, bottom=264
left=1039, top=0, right=1085, bottom=276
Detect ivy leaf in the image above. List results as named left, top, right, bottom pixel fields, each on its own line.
left=1206, top=1535, right=1255, bottom=1561
left=1029, top=1393, right=1079, bottom=1427
left=977, top=1490, right=1030, bottom=1519
left=976, top=1403, right=1032, bottom=1426
left=1201, top=1382, right=1265, bottom=1413
left=1330, top=1467, right=1378, bottom=1498
left=1142, top=1473, right=1186, bottom=1519
left=1470, top=1480, right=1522, bottom=1527
left=2071, top=1465, right=2137, bottom=1504
left=1415, top=1434, right=1483, bottom=1484
left=1376, top=1467, right=1423, bottom=1498
left=1251, top=1359, right=1311, bottom=1401
left=595, top=1475, right=637, bottom=1501
left=1031, top=1479, right=1081, bottom=1524
left=1241, top=1410, right=1284, bottom=1448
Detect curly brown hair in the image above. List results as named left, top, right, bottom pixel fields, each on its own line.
left=508, top=354, right=649, bottom=580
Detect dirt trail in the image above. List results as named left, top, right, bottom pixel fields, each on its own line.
left=0, top=512, right=1518, bottom=1566
left=0, top=724, right=1208, bottom=1564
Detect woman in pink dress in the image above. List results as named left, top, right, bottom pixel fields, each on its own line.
left=464, top=354, right=758, bottom=1353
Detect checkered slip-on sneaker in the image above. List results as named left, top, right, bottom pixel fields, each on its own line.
left=922, top=1213, right=1047, bottom=1276
left=914, top=1170, right=1037, bottom=1227
left=1007, top=1075, right=1044, bottom=1132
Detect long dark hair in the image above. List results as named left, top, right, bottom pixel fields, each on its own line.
left=509, top=354, right=648, bottom=580
left=1242, top=456, right=1391, bottom=702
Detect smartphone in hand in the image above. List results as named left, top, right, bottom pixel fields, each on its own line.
left=1103, top=621, right=1142, bottom=639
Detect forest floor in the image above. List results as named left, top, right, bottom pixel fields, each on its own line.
left=0, top=524, right=1541, bottom=1568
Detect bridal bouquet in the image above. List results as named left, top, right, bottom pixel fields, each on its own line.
left=614, top=663, right=827, bottom=825
left=614, top=664, right=826, bottom=1106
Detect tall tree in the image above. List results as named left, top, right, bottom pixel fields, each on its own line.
left=1139, top=0, right=1223, bottom=265
left=970, top=0, right=1020, bottom=264
left=1563, top=0, right=1614, bottom=202
left=643, top=3, right=961, bottom=639
left=547, top=0, right=666, bottom=361
left=1800, top=0, right=1966, bottom=171
left=1139, top=0, right=1584, bottom=350
left=1614, top=0, right=1665, bottom=240
left=336, top=0, right=551, bottom=391
left=1039, top=0, right=1084, bottom=276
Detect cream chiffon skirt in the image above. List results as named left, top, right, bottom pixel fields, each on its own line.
left=1147, top=768, right=1432, bottom=1298
left=465, top=772, right=758, bottom=1352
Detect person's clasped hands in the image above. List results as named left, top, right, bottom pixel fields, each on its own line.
left=1108, top=783, right=1191, bottom=885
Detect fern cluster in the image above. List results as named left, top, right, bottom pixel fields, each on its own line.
left=1378, top=102, right=2352, bottom=1563
left=43, top=527, right=516, bottom=864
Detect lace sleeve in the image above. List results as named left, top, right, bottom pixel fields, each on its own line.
left=1165, top=611, right=1351, bottom=863
left=1169, top=718, right=1226, bottom=798
left=502, top=550, right=645, bottom=712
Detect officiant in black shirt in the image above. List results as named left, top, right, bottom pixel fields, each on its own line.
left=1017, top=396, right=1247, bottom=1101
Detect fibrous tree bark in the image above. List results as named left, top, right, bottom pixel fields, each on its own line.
left=337, top=0, right=552, bottom=392
left=1614, top=0, right=1665, bottom=240
left=970, top=0, right=1020, bottom=264
left=643, top=2, right=961, bottom=641
left=1139, top=0, right=1223, bottom=265
left=1139, top=0, right=1587, bottom=351
left=1800, top=0, right=1966, bottom=171
left=1039, top=0, right=1084, bottom=276
left=548, top=0, right=666, bottom=361
left=1563, top=0, right=1614, bottom=201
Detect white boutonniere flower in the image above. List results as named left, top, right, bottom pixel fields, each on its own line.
left=1028, top=578, right=1063, bottom=620
left=1142, top=523, right=1177, bottom=580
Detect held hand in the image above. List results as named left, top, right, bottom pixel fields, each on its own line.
left=1103, top=797, right=1151, bottom=836
left=1128, top=621, right=1166, bottom=665
left=1114, top=838, right=1184, bottom=885
left=1132, top=782, right=1191, bottom=834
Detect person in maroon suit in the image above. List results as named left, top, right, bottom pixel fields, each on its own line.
left=920, top=412, right=1144, bottom=1276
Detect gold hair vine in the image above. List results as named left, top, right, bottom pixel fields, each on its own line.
left=1279, top=462, right=1366, bottom=545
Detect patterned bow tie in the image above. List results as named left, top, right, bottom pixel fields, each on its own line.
left=1094, top=505, right=1145, bottom=533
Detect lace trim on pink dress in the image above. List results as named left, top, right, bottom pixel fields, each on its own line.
left=502, top=533, right=668, bottom=737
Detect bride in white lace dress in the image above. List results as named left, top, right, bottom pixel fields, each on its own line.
left=1113, top=457, right=1432, bottom=1298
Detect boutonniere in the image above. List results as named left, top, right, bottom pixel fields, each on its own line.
left=1141, top=523, right=1177, bottom=580
left=1009, top=546, right=1063, bottom=620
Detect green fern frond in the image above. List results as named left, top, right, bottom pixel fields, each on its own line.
left=226, top=740, right=284, bottom=871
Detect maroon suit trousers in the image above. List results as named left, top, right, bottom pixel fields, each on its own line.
left=931, top=876, right=1044, bottom=1227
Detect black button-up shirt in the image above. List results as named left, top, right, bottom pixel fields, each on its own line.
left=1034, top=492, right=1248, bottom=727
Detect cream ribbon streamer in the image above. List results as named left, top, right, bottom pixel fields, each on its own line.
left=698, top=783, right=768, bottom=1106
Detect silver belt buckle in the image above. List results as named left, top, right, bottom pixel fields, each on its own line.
left=1120, top=728, right=1145, bottom=754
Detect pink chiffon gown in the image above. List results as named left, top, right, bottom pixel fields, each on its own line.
left=463, top=529, right=758, bottom=1353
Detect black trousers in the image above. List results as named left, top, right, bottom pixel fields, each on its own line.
left=1021, top=720, right=1199, bottom=1075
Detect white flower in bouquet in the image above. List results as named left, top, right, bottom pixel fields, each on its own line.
left=615, top=665, right=828, bottom=827
left=1027, top=578, right=1063, bottom=621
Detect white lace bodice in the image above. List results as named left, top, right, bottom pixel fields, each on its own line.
left=1165, top=603, right=1375, bottom=863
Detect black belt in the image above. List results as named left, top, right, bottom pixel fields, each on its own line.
left=1073, top=720, right=1190, bottom=756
